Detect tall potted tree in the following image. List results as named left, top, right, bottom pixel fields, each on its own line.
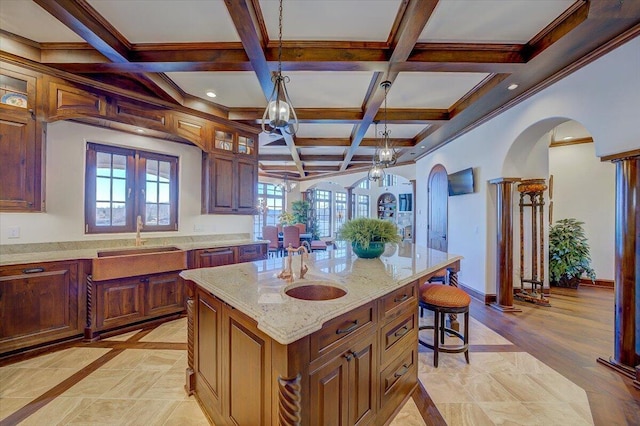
left=549, top=218, right=596, bottom=288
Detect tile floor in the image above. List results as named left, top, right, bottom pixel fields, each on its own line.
left=0, top=314, right=594, bottom=425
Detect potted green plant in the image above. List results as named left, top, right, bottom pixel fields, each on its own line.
left=549, top=218, right=596, bottom=288
left=337, top=218, right=401, bottom=259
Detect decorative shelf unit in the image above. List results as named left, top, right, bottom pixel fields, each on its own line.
left=377, top=193, right=397, bottom=221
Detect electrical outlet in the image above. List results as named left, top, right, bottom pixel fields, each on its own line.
left=7, top=227, right=20, bottom=239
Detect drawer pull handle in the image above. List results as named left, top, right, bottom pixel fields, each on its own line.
left=394, top=294, right=409, bottom=303
left=336, top=320, right=359, bottom=335
left=394, top=326, right=409, bottom=338
left=23, top=267, right=45, bottom=274
left=394, top=364, right=410, bottom=378
left=344, top=352, right=353, bottom=361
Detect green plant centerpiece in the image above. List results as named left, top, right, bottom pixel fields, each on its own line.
left=278, top=210, right=295, bottom=226
left=549, top=218, right=596, bottom=288
left=337, top=218, right=401, bottom=259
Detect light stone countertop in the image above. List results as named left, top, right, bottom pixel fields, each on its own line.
left=180, top=243, right=462, bottom=345
left=0, top=235, right=267, bottom=266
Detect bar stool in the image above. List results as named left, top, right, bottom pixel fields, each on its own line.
left=418, top=283, right=471, bottom=367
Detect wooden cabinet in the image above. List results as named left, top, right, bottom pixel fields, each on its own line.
left=187, top=281, right=418, bottom=425
left=237, top=243, right=267, bottom=263
left=192, top=247, right=236, bottom=268
left=202, top=126, right=258, bottom=215
left=309, top=332, right=376, bottom=426
left=0, top=260, right=87, bottom=355
left=88, top=271, right=184, bottom=338
left=0, top=65, right=44, bottom=212
left=202, top=153, right=257, bottom=214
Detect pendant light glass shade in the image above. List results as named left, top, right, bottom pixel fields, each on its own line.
left=367, top=162, right=385, bottom=182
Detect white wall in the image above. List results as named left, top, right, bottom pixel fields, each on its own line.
left=0, top=121, right=252, bottom=244
left=549, top=143, right=615, bottom=280
left=415, top=36, right=638, bottom=295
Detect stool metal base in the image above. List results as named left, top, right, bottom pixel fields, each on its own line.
left=418, top=304, right=469, bottom=367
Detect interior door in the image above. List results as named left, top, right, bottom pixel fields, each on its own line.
left=428, top=165, right=448, bottom=251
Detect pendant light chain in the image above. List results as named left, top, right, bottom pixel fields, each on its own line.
left=277, top=0, right=283, bottom=75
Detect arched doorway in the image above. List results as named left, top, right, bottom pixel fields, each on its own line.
left=427, top=164, right=448, bottom=251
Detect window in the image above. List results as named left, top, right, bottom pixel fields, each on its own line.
left=356, top=194, right=370, bottom=218
left=85, top=143, right=178, bottom=233
left=384, top=174, right=397, bottom=187
left=254, top=182, right=285, bottom=237
left=357, top=179, right=370, bottom=189
left=315, top=190, right=332, bottom=238
left=334, top=192, right=347, bottom=235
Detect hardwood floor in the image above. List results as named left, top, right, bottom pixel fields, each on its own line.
left=470, top=286, right=640, bottom=426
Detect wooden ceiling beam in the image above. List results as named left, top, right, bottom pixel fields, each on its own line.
left=225, top=0, right=304, bottom=177
left=340, top=0, right=437, bottom=171
left=260, top=154, right=373, bottom=162
left=33, top=0, right=130, bottom=63
left=293, top=138, right=414, bottom=147
left=229, top=107, right=448, bottom=123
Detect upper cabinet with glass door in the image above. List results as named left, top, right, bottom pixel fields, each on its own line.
left=210, top=126, right=257, bottom=158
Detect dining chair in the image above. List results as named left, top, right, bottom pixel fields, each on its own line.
left=282, top=225, right=301, bottom=253
left=294, top=223, right=306, bottom=233
left=263, top=225, right=283, bottom=257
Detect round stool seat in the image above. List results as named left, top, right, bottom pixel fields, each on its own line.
left=420, top=283, right=470, bottom=308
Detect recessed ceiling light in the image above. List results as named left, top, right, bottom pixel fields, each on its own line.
left=508, top=83, right=519, bottom=90
left=563, top=136, right=572, bottom=140
left=136, top=128, right=145, bottom=133
left=420, top=146, right=425, bottom=149
left=206, top=91, right=216, bottom=98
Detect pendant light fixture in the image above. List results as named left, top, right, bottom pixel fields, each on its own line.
left=262, top=0, right=298, bottom=136
left=276, top=174, right=297, bottom=193
left=375, top=80, right=397, bottom=167
left=367, top=161, right=385, bottom=182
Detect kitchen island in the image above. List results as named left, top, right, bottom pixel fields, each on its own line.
left=180, top=243, right=461, bottom=425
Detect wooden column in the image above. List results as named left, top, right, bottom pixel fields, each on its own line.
left=597, top=149, right=640, bottom=384
left=489, top=178, right=522, bottom=312
left=410, top=179, right=416, bottom=244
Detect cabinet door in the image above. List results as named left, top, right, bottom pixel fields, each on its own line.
left=236, top=158, right=257, bottom=213
left=210, top=155, right=234, bottom=212
left=195, top=290, right=222, bottom=413
left=225, top=307, right=272, bottom=426
left=0, top=261, right=81, bottom=354
left=194, top=248, right=236, bottom=268
left=95, top=277, right=146, bottom=330
left=236, top=244, right=266, bottom=263
left=146, top=272, right=184, bottom=317
left=348, top=336, right=377, bottom=426
left=309, top=350, right=350, bottom=426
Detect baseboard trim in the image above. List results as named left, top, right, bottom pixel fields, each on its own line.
left=580, top=278, right=614, bottom=288
left=458, top=282, right=496, bottom=304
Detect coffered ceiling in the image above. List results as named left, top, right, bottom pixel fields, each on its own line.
left=1, top=0, right=638, bottom=181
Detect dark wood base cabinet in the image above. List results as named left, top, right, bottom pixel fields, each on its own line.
left=0, top=260, right=88, bottom=356
left=186, top=280, right=418, bottom=425
left=86, top=271, right=185, bottom=339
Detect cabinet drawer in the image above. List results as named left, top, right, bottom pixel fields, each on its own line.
left=380, top=308, right=417, bottom=367
left=310, top=302, right=375, bottom=361
left=379, top=347, right=417, bottom=410
left=237, top=244, right=266, bottom=263
left=379, top=281, right=417, bottom=321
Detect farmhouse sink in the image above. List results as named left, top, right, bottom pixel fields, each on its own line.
left=285, top=282, right=347, bottom=301
left=92, top=246, right=187, bottom=281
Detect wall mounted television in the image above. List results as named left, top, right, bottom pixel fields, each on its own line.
left=448, top=167, right=475, bottom=196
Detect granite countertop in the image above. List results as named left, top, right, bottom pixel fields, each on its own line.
left=0, top=235, right=267, bottom=266
left=180, top=243, right=462, bottom=345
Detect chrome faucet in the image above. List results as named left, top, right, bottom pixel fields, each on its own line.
left=135, top=215, right=145, bottom=246
left=277, top=244, right=309, bottom=282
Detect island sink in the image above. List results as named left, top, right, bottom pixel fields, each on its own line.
left=284, top=282, right=347, bottom=301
